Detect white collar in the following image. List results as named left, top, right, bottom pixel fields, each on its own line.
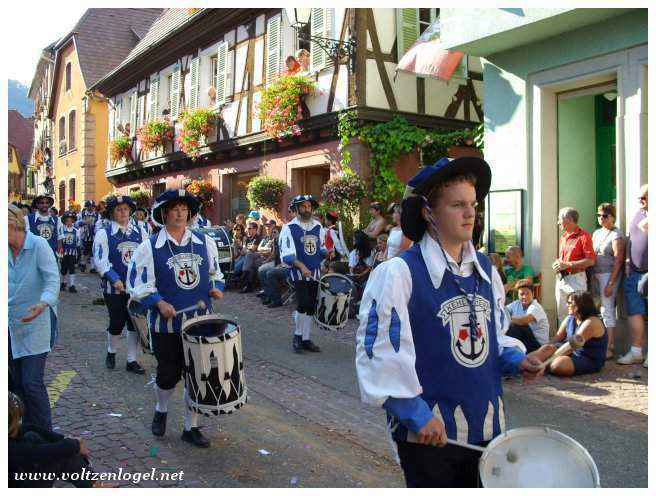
left=35, top=212, right=53, bottom=221
left=110, top=221, right=135, bottom=236
left=154, top=227, right=203, bottom=248
left=419, top=233, right=490, bottom=289
left=62, top=225, right=75, bottom=231
left=288, top=216, right=320, bottom=231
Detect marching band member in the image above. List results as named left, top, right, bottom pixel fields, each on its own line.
left=355, top=157, right=544, bottom=488
left=93, top=195, right=148, bottom=375
left=58, top=212, right=81, bottom=293
left=127, top=189, right=225, bottom=448
left=25, top=195, right=60, bottom=255
left=77, top=200, right=99, bottom=272
left=279, top=195, right=326, bottom=354
left=324, top=211, right=349, bottom=262
left=132, top=207, right=152, bottom=236
left=189, top=211, right=210, bottom=230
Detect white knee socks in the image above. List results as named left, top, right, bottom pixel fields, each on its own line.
left=67, top=274, right=75, bottom=286
left=107, top=332, right=121, bottom=353
left=155, top=386, right=174, bottom=413
left=294, top=311, right=303, bottom=337
left=183, top=388, right=199, bottom=430
left=127, top=331, right=139, bottom=362
left=302, top=313, right=312, bottom=340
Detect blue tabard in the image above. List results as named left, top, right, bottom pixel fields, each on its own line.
left=28, top=213, right=59, bottom=253
left=147, top=232, right=212, bottom=334
left=100, top=226, right=145, bottom=295
left=391, top=244, right=503, bottom=445
left=286, top=221, right=324, bottom=281
left=60, top=227, right=79, bottom=256
left=79, top=210, right=99, bottom=241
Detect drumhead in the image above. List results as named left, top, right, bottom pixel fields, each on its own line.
left=321, top=273, right=353, bottom=294
left=182, top=313, right=239, bottom=338
left=479, top=427, right=600, bottom=488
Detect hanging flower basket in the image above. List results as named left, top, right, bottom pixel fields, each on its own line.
left=137, top=118, right=174, bottom=155
left=129, top=190, right=152, bottom=209
left=185, top=179, right=216, bottom=209
left=110, top=135, right=133, bottom=164
left=321, top=173, right=366, bottom=208
left=177, top=108, right=218, bottom=159
left=246, top=176, right=287, bottom=211
left=257, top=73, right=317, bottom=141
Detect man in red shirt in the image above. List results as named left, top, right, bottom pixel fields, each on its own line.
left=552, top=207, right=596, bottom=321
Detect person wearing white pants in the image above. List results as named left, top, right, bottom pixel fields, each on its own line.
left=592, top=203, right=625, bottom=359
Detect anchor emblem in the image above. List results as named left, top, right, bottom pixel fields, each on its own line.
left=167, top=252, right=203, bottom=290
left=455, top=317, right=486, bottom=362
left=439, top=295, right=491, bottom=368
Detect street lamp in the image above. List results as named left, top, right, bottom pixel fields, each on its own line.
left=284, top=8, right=357, bottom=74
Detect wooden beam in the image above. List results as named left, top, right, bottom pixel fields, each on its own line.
left=245, top=21, right=256, bottom=134
left=365, top=50, right=395, bottom=63
left=365, top=9, right=397, bottom=111
left=354, top=9, right=367, bottom=107
left=327, top=8, right=350, bottom=113
left=416, top=78, right=425, bottom=115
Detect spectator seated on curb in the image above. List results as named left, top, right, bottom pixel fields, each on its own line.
left=529, top=292, right=607, bottom=377
left=489, top=253, right=507, bottom=285
left=503, top=246, right=535, bottom=297
left=372, top=233, right=388, bottom=269
left=8, top=392, right=110, bottom=488
left=257, top=226, right=289, bottom=308
left=505, top=281, right=549, bottom=353
left=348, top=230, right=374, bottom=293
left=241, top=221, right=272, bottom=293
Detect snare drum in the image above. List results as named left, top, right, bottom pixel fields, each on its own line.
left=181, top=314, right=247, bottom=416
left=314, top=273, right=353, bottom=331
left=127, top=297, right=153, bottom=355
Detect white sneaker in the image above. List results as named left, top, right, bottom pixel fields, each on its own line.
left=643, top=355, right=648, bottom=368
left=617, top=350, right=644, bottom=365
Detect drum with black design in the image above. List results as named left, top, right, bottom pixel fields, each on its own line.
left=314, top=273, right=353, bottom=331
left=181, top=314, right=247, bottom=416
left=127, top=298, right=153, bottom=355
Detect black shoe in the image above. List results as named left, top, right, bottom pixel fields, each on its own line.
left=126, top=361, right=145, bottom=375
left=106, top=352, right=116, bottom=369
left=302, top=340, right=321, bottom=352
left=60, top=283, right=67, bottom=291
left=292, top=335, right=303, bottom=353
left=239, top=286, right=253, bottom=294
left=268, top=301, right=283, bottom=308
left=261, top=297, right=271, bottom=305
left=79, top=265, right=86, bottom=273
left=93, top=297, right=106, bottom=305
left=90, top=268, right=97, bottom=274
left=181, top=427, right=211, bottom=448
left=152, top=411, right=167, bottom=437
left=69, top=285, right=78, bottom=293
left=256, top=290, right=266, bottom=298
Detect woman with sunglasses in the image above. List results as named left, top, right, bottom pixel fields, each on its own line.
left=591, top=203, right=625, bottom=358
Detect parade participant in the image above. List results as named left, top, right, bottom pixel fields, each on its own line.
left=132, top=207, right=153, bottom=236
left=127, top=189, right=225, bottom=447
left=93, top=195, right=148, bottom=375
left=324, top=211, right=348, bottom=262
left=189, top=211, right=210, bottom=230
left=25, top=195, right=60, bottom=254
left=58, top=212, right=81, bottom=293
left=355, top=157, right=543, bottom=488
left=77, top=200, right=99, bottom=272
left=279, top=195, right=326, bottom=353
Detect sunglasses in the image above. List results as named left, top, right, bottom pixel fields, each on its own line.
left=638, top=196, right=647, bottom=201
left=597, top=213, right=609, bottom=219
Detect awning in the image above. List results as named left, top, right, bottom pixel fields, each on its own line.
left=396, top=19, right=464, bottom=81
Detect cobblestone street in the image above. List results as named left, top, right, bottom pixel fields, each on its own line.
left=45, top=273, right=648, bottom=487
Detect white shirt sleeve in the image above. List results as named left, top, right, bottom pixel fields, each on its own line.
left=92, top=228, right=112, bottom=278
left=491, top=266, right=526, bottom=354
left=355, top=258, right=422, bottom=407
left=24, top=215, right=30, bottom=232
left=278, top=224, right=297, bottom=263
left=204, top=233, right=225, bottom=290
left=127, top=238, right=158, bottom=300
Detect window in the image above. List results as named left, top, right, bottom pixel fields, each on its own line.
left=310, top=8, right=335, bottom=71
left=68, top=178, right=76, bottom=202
left=58, top=181, right=66, bottom=213
left=65, top=63, right=72, bottom=91
left=397, top=8, right=439, bottom=60
left=297, top=23, right=310, bottom=52
left=58, top=116, right=66, bottom=155
left=419, top=8, right=439, bottom=36
left=68, top=110, right=76, bottom=150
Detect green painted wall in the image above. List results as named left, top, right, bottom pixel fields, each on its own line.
left=558, top=95, right=596, bottom=233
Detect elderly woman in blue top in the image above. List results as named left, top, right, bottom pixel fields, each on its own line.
left=278, top=195, right=326, bottom=354
left=127, top=189, right=225, bottom=448
left=25, top=194, right=61, bottom=254
left=93, top=195, right=149, bottom=375
left=355, top=157, right=544, bottom=488
left=9, top=204, right=60, bottom=431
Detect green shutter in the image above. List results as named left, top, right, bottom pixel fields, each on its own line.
left=266, top=14, right=281, bottom=85
left=149, top=77, right=159, bottom=121
left=215, top=42, right=228, bottom=104
left=170, top=66, right=181, bottom=120
left=190, top=57, right=200, bottom=109
left=397, top=8, right=419, bottom=61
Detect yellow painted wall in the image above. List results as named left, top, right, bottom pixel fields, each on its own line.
left=9, top=144, right=23, bottom=202
left=51, top=40, right=112, bottom=206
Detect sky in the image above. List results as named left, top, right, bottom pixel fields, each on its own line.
left=8, top=5, right=88, bottom=85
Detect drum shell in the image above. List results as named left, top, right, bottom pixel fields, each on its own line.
left=127, top=298, right=153, bottom=355
left=314, top=273, right=353, bottom=331
left=181, top=314, right=247, bottom=416
left=479, top=427, right=600, bottom=488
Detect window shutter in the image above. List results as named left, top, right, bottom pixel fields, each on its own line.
left=129, top=92, right=138, bottom=137
left=190, top=57, right=200, bottom=109
left=109, top=105, right=115, bottom=140
left=137, top=94, right=146, bottom=128
left=396, top=8, right=420, bottom=62
left=310, top=8, right=326, bottom=71
left=170, top=65, right=181, bottom=120
left=265, top=14, right=281, bottom=85
left=226, top=49, right=234, bottom=98
left=215, top=42, right=228, bottom=104
left=149, top=77, right=159, bottom=121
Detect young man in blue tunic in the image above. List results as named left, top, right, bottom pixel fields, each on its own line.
left=93, top=196, right=149, bottom=375
left=355, top=157, right=544, bottom=487
left=127, top=189, right=225, bottom=448
left=279, top=195, right=326, bottom=353
left=58, top=211, right=81, bottom=293
left=25, top=195, right=61, bottom=255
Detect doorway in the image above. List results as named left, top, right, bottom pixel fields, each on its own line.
left=296, top=166, right=330, bottom=199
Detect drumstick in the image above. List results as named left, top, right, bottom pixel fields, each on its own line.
left=447, top=438, right=518, bottom=463
left=175, top=300, right=206, bottom=316
left=540, top=334, right=585, bottom=369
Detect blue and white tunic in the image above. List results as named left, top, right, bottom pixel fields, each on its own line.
left=355, top=234, right=526, bottom=448
left=127, top=228, right=225, bottom=334
left=131, top=217, right=152, bottom=236
left=25, top=213, right=60, bottom=253
left=190, top=214, right=210, bottom=230
left=78, top=209, right=99, bottom=242
left=279, top=217, right=326, bottom=281
left=93, top=221, right=149, bottom=295
left=58, top=225, right=81, bottom=256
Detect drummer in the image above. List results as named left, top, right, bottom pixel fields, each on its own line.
left=132, top=207, right=152, bottom=236
left=93, top=195, right=149, bottom=375
left=189, top=211, right=210, bottom=230
left=127, top=189, right=225, bottom=448
left=279, top=195, right=326, bottom=353
left=355, top=157, right=544, bottom=488
left=25, top=194, right=61, bottom=255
